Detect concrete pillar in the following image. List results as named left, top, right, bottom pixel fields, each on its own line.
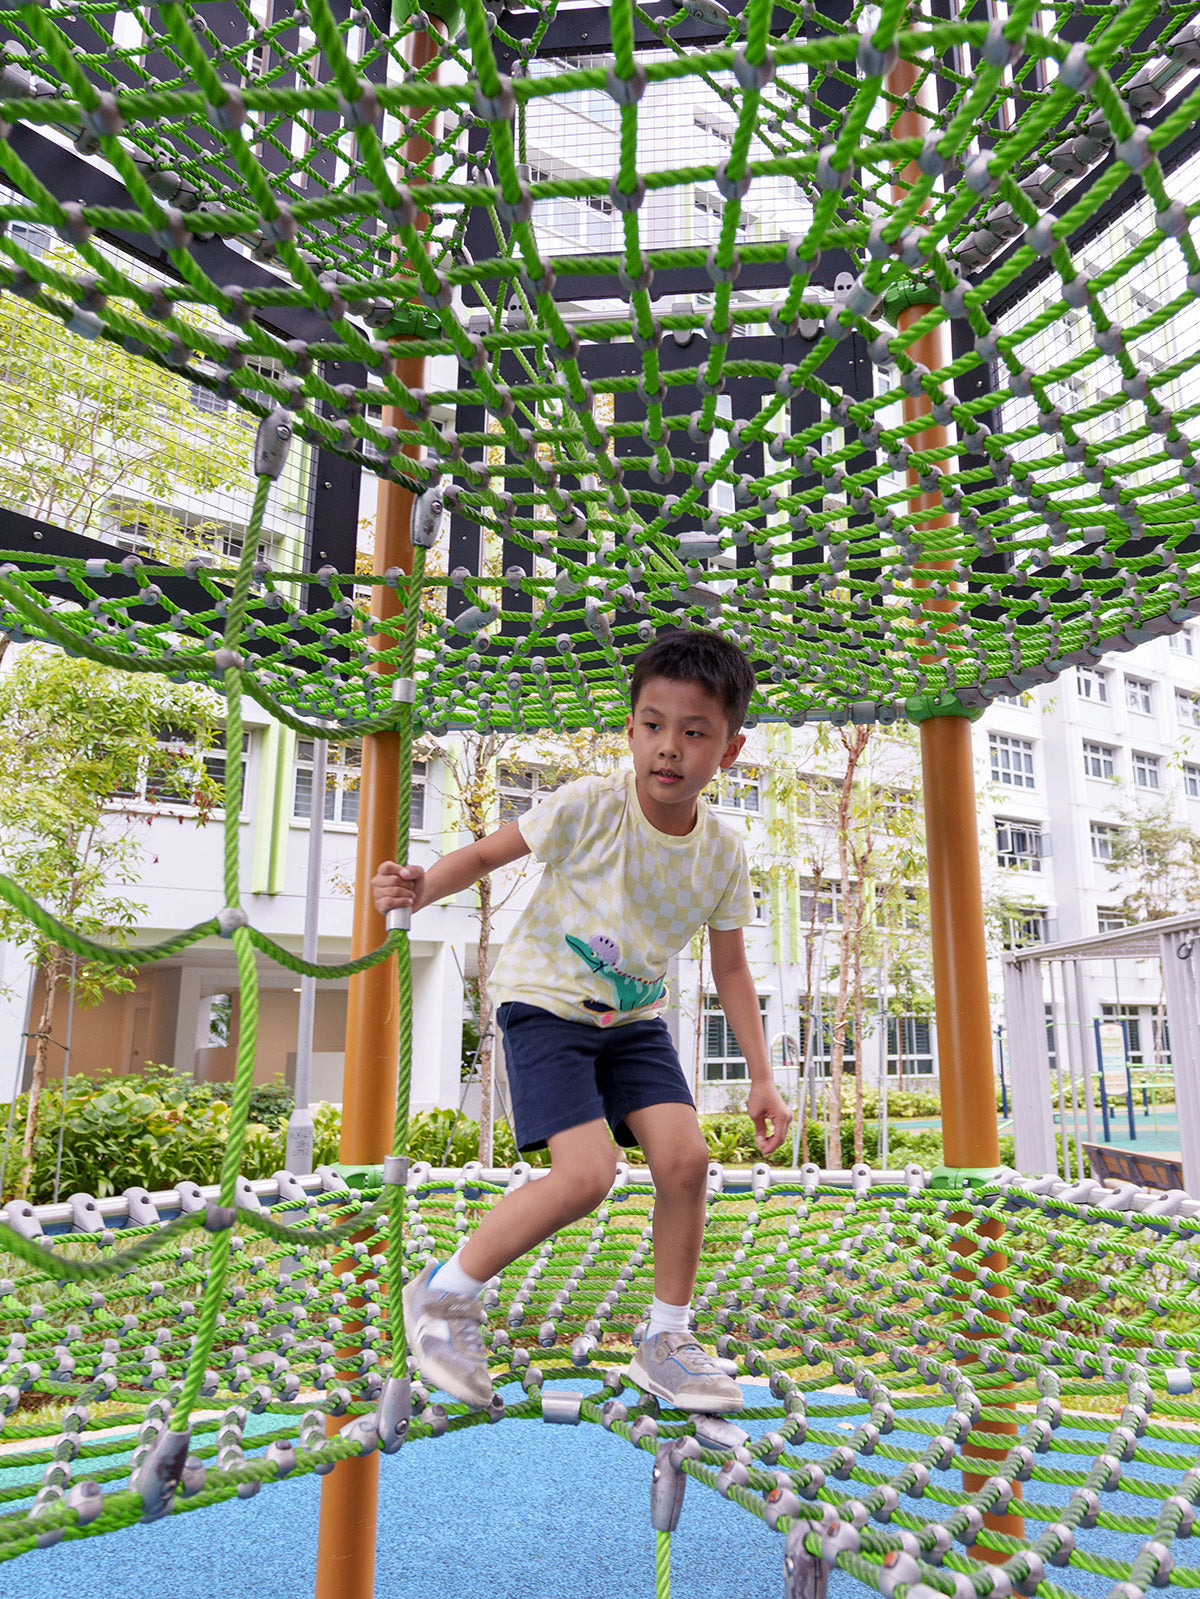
left=172, top=966, right=206, bottom=1079
left=146, top=967, right=182, bottom=1071
left=0, top=941, right=33, bottom=1101
left=411, top=940, right=464, bottom=1110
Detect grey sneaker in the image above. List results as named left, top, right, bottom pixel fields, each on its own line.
left=626, top=1331, right=743, bottom=1413
left=402, top=1261, right=493, bottom=1407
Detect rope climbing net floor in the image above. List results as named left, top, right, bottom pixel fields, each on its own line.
left=1, top=1166, right=1199, bottom=1594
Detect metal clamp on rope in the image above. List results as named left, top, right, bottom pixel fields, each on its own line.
left=651, top=1436, right=702, bottom=1532
left=217, top=907, right=248, bottom=937
left=337, top=81, right=379, bottom=128
left=133, top=1423, right=191, bottom=1522
left=203, top=1201, right=237, bottom=1233
left=254, top=409, right=294, bottom=480
left=386, top=907, right=412, bottom=933
left=375, top=1376, right=411, bottom=1453
left=391, top=677, right=416, bottom=704
left=411, top=487, right=443, bottom=547
left=382, top=1154, right=410, bottom=1187
left=604, top=63, right=646, bottom=104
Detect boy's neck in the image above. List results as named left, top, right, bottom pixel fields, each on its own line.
left=634, top=774, right=698, bottom=836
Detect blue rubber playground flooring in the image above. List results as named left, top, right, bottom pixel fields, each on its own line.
left=4, top=1383, right=1188, bottom=1599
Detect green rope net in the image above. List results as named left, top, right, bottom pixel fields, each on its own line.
left=0, top=0, right=1197, bottom=729
left=0, top=0, right=1197, bottom=1591
left=1, top=1171, right=1198, bottom=1589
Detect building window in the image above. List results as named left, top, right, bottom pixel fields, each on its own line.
left=1097, top=908, right=1127, bottom=933
left=794, top=773, right=841, bottom=818
left=498, top=765, right=561, bottom=824
left=798, top=878, right=842, bottom=927
left=995, top=819, right=1045, bottom=871
left=1082, top=741, right=1116, bottom=780
left=1125, top=678, right=1153, bottom=715
left=1076, top=666, right=1108, bottom=703
left=1132, top=751, right=1160, bottom=790
left=1169, top=626, right=1196, bottom=656
left=797, top=1012, right=855, bottom=1079
left=751, top=874, right=767, bottom=921
left=409, top=760, right=427, bottom=831
left=1002, top=908, right=1053, bottom=949
left=886, top=1015, right=934, bottom=1077
left=1176, top=690, right=1200, bottom=728
left=707, top=765, right=762, bottom=812
left=989, top=733, right=1035, bottom=789
left=1185, top=764, right=1200, bottom=799
left=294, top=740, right=364, bottom=825
left=110, top=728, right=247, bottom=813
left=1090, top=821, right=1120, bottom=862
left=702, top=993, right=767, bottom=1082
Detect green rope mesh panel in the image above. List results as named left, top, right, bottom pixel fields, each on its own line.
left=0, top=0, right=1198, bottom=1588
left=0, top=1175, right=1197, bottom=1582
left=0, top=0, right=1198, bottom=730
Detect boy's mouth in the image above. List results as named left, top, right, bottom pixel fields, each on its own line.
left=652, top=769, right=682, bottom=784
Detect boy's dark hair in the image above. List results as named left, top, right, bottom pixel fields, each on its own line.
left=630, top=628, right=756, bottom=733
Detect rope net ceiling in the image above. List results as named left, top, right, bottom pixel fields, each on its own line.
left=0, top=0, right=1197, bottom=729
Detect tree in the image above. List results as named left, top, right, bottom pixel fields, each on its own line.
left=0, top=246, right=256, bottom=552
left=0, top=644, right=221, bottom=1199
left=762, top=723, right=931, bottom=1166
left=1104, top=796, right=1200, bottom=923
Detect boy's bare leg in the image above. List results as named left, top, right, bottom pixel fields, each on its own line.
left=622, top=1101, right=740, bottom=1411
left=623, top=1102, right=710, bottom=1303
left=455, top=1118, right=618, bottom=1281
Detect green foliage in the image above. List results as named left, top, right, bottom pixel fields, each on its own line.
left=0, top=645, right=223, bottom=984
left=195, top=1074, right=295, bottom=1124
left=1104, top=795, right=1200, bottom=923
left=0, top=247, right=255, bottom=548
left=1, top=1065, right=328, bottom=1205
left=1, top=1075, right=1021, bottom=1206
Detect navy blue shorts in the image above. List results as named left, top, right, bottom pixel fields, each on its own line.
left=496, top=1000, right=694, bottom=1151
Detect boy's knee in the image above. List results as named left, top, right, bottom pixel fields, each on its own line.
left=651, top=1136, right=709, bottom=1196
left=556, top=1152, right=617, bottom=1217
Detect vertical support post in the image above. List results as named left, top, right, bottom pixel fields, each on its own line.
left=888, top=30, right=1022, bottom=1558
left=1003, top=955, right=1056, bottom=1174
left=287, top=734, right=326, bottom=1175
left=1160, top=928, right=1200, bottom=1195
left=314, top=23, right=440, bottom=1599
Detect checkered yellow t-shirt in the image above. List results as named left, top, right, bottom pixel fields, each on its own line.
left=490, top=771, right=754, bottom=1027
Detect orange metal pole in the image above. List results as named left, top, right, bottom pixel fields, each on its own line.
left=888, top=38, right=1020, bottom=1559
left=314, top=25, right=440, bottom=1598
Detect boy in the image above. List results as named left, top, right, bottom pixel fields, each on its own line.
left=372, top=627, right=790, bottom=1412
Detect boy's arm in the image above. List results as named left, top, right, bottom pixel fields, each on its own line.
left=372, top=820, right=530, bottom=914
left=708, top=925, right=792, bottom=1155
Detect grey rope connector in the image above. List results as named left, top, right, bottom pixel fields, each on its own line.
left=253, top=409, right=294, bottom=479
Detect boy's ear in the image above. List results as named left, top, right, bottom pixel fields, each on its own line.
left=625, top=712, right=635, bottom=743
left=719, top=731, right=746, bottom=770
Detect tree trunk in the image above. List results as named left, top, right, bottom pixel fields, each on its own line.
left=476, top=872, right=494, bottom=1166
left=828, top=728, right=870, bottom=1169
left=16, top=960, right=60, bottom=1201
left=852, top=934, right=866, bottom=1164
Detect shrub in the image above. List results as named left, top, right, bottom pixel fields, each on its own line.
left=2, top=1065, right=319, bottom=1205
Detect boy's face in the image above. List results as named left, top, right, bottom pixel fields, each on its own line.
left=625, top=674, right=745, bottom=835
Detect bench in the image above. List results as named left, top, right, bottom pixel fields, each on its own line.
left=1083, top=1142, right=1184, bottom=1192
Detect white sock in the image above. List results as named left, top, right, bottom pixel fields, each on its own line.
left=430, top=1247, right=487, bottom=1300
left=646, top=1295, right=691, bottom=1339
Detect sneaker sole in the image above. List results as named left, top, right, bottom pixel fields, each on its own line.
left=402, top=1283, right=494, bottom=1408
left=626, top=1352, right=743, bottom=1414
